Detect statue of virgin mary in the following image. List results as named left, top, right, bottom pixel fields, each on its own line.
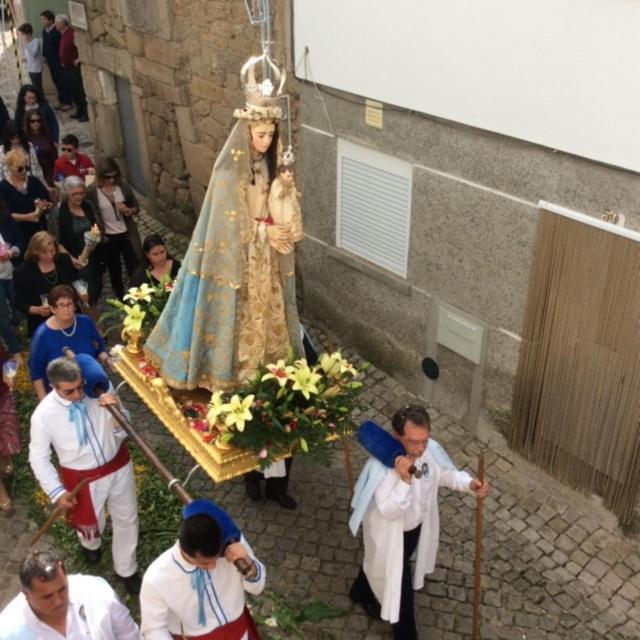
left=144, top=56, right=303, bottom=390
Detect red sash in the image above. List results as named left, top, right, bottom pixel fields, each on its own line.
left=59, top=443, right=131, bottom=540
left=172, top=607, right=260, bottom=640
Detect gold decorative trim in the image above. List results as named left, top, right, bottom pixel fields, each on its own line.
left=114, top=347, right=279, bottom=482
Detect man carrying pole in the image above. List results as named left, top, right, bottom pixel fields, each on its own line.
left=349, top=404, right=488, bottom=640
left=140, top=499, right=265, bottom=640
left=28, top=356, right=141, bottom=594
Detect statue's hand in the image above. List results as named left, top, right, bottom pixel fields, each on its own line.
left=266, top=224, right=292, bottom=243
left=266, top=224, right=294, bottom=254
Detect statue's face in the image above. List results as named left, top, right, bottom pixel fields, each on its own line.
left=250, top=121, right=276, bottom=155
left=279, top=167, right=294, bottom=186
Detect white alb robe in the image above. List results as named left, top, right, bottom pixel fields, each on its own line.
left=0, top=574, right=141, bottom=640
left=140, top=540, right=265, bottom=640
left=352, top=445, right=472, bottom=624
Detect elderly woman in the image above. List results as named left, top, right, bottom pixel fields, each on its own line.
left=86, top=157, right=140, bottom=299
left=0, top=148, right=52, bottom=246
left=14, top=230, right=78, bottom=337
left=29, top=284, right=108, bottom=400
left=130, top=234, right=181, bottom=288
left=48, top=176, right=104, bottom=323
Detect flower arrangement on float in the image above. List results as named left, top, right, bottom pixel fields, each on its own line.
left=105, top=279, right=363, bottom=466
left=102, top=277, right=175, bottom=349
left=183, top=351, right=364, bottom=468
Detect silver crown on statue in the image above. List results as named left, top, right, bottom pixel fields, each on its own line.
left=234, top=52, right=286, bottom=121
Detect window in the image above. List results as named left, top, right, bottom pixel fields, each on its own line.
left=337, top=139, right=412, bottom=278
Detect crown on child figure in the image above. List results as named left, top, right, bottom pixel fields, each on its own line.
left=234, top=52, right=285, bottom=121
left=280, top=144, right=295, bottom=167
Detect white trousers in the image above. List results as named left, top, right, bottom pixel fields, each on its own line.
left=77, top=460, right=138, bottom=578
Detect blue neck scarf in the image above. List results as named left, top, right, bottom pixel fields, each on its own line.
left=68, top=400, right=89, bottom=446
left=191, top=568, right=208, bottom=627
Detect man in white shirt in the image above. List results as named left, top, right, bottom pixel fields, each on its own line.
left=17, top=23, right=44, bottom=98
left=0, top=550, right=140, bottom=640
left=140, top=499, right=265, bottom=640
left=29, top=357, right=141, bottom=594
left=349, top=405, right=489, bottom=640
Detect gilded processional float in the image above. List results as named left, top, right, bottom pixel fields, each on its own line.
left=108, top=6, right=363, bottom=488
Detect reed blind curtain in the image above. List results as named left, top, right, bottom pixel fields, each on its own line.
left=510, top=208, right=640, bottom=525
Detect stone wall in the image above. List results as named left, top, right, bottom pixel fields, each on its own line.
left=76, top=0, right=288, bottom=234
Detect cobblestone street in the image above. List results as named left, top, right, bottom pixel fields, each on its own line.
left=1, top=28, right=640, bottom=640
left=3, top=204, right=640, bottom=639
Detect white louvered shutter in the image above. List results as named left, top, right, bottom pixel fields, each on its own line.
left=337, top=139, right=412, bottom=278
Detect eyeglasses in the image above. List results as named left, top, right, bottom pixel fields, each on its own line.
left=103, top=174, right=118, bottom=180
left=16, top=166, right=27, bottom=173
left=54, top=301, right=75, bottom=309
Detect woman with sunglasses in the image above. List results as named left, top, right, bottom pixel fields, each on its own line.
left=0, top=120, right=48, bottom=189
left=85, top=157, right=141, bottom=299
left=23, top=109, right=58, bottom=188
left=28, top=284, right=107, bottom=400
left=14, top=84, right=59, bottom=143
left=14, top=231, right=78, bottom=337
left=0, top=149, right=52, bottom=246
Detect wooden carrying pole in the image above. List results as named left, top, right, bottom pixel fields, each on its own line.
left=94, top=382, right=254, bottom=577
left=59, top=348, right=252, bottom=576
left=472, top=450, right=485, bottom=640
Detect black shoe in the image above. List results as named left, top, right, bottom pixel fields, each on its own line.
left=82, top=547, right=102, bottom=564
left=70, top=112, right=81, bottom=119
left=349, top=593, right=381, bottom=620
left=266, top=492, right=297, bottom=510
left=78, top=115, right=89, bottom=123
left=119, top=572, right=142, bottom=595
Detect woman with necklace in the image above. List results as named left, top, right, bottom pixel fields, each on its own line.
left=29, top=284, right=108, bottom=400
left=0, top=148, right=52, bottom=246
left=48, top=176, right=104, bottom=323
left=14, top=231, right=78, bottom=337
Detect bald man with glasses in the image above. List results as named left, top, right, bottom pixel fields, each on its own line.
left=29, top=356, right=141, bottom=595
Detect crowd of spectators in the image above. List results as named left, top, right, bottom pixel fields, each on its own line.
left=0, top=9, right=181, bottom=518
